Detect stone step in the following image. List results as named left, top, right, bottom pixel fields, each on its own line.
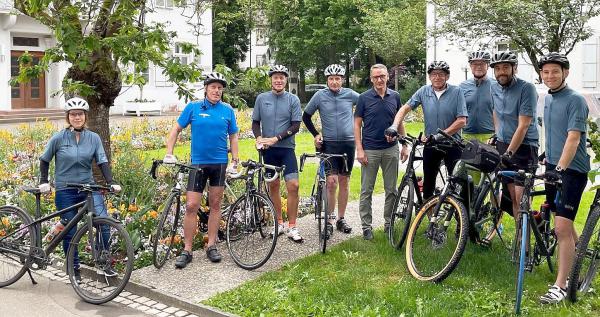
left=0, top=109, right=64, bottom=124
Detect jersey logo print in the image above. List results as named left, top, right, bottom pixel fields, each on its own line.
left=199, top=113, right=210, bottom=118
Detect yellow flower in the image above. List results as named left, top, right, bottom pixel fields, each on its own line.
left=148, top=210, right=158, bottom=219
left=1, top=217, right=10, bottom=228
left=0, top=230, right=5, bottom=237
left=128, top=204, right=139, bottom=212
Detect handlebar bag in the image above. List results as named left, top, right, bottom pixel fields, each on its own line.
left=461, top=140, right=500, bottom=173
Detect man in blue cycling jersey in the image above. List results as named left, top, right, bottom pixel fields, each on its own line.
left=460, top=51, right=495, bottom=142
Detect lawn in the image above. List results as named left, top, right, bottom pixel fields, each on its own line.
left=204, top=190, right=600, bottom=317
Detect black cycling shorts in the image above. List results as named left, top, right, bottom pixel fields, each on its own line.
left=187, top=164, right=227, bottom=193
left=496, top=141, right=538, bottom=176
left=262, top=147, right=299, bottom=181
left=321, top=141, right=355, bottom=176
left=545, top=163, right=587, bottom=221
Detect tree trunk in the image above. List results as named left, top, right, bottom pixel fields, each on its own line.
left=298, top=67, right=306, bottom=103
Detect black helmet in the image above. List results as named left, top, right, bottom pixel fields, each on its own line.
left=538, top=52, right=570, bottom=69
left=204, top=72, right=227, bottom=88
left=490, top=51, right=518, bottom=67
left=268, top=65, right=289, bottom=77
left=468, top=51, right=491, bottom=63
left=427, top=61, right=450, bottom=74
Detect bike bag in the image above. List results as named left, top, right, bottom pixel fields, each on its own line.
left=460, top=140, right=500, bottom=173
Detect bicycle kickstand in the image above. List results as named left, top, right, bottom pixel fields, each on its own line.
left=26, top=267, right=38, bottom=285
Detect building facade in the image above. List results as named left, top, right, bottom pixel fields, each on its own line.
left=0, top=1, right=212, bottom=114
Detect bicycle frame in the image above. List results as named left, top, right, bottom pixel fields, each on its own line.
left=400, top=134, right=426, bottom=209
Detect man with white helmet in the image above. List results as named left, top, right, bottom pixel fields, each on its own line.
left=252, top=65, right=304, bottom=242
left=164, top=72, right=240, bottom=267
left=460, top=51, right=495, bottom=142
left=303, top=64, right=359, bottom=237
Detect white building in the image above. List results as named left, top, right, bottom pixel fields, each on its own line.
left=0, top=1, right=212, bottom=114
left=238, top=12, right=272, bottom=70
left=426, top=4, right=600, bottom=94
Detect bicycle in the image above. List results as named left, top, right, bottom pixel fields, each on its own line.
left=500, top=170, right=556, bottom=314
left=225, top=159, right=283, bottom=270
left=149, top=160, right=238, bottom=269
left=405, top=130, right=504, bottom=283
left=299, top=152, right=348, bottom=253
left=0, top=183, right=134, bottom=304
left=567, top=187, right=600, bottom=302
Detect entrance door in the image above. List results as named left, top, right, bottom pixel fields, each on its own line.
left=11, top=51, right=46, bottom=109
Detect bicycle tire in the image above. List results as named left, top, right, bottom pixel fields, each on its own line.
left=405, top=195, right=469, bottom=282
left=515, top=214, right=529, bottom=315
left=226, top=192, right=277, bottom=270
left=67, top=216, right=134, bottom=304
left=567, top=205, right=600, bottom=302
left=471, top=182, right=502, bottom=244
left=319, top=181, right=329, bottom=253
left=389, top=176, right=415, bottom=250
left=0, top=205, right=36, bottom=288
left=152, top=192, right=181, bottom=269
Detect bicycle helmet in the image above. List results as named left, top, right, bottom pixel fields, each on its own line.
left=427, top=61, right=450, bottom=74
left=324, top=64, right=346, bottom=77
left=268, top=65, right=289, bottom=77
left=538, top=52, right=570, bottom=69
left=468, top=51, right=491, bottom=63
left=490, top=51, right=518, bottom=67
left=204, top=72, right=227, bottom=88
left=64, top=97, right=89, bottom=112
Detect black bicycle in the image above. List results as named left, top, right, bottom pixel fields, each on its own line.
left=0, top=183, right=134, bottom=304
left=299, top=152, right=348, bottom=253
left=567, top=187, right=600, bottom=302
left=388, top=132, right=449, bottom=250
left=405, top=130, right=504, bottom=283
left=149, top=160, right=238, bottom=269
left=225, top=159, right=283, bottom=270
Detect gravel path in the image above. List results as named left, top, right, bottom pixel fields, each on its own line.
left=131, top=194, right=386, bottom=303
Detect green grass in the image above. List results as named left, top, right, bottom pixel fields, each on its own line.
left=204, top=190, right=600, bottom=317
left=144, top=122, right=424, bottom=200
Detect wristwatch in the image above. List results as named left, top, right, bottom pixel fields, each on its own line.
left=555, top=165, right=564, bottom=172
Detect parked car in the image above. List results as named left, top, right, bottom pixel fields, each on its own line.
left=305, top=84, right=327, bottom=102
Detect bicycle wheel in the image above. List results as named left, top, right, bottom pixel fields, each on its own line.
left=0, top=205, right=36, bottom=288
left=389, top=176, right=415, bottom=249
left=567, top=205, right=600, bottom=302
left=405, top=195, right=468, bottom=282
left=226, top=193, right=277, bottom=270
left=515, top=214, right=529, bottom=315
left=318, top=182, right=329, bottom=254
left=471, top=182, right=502, bottom=244
left=67, top=217, right=134, bottom=304
left=152, top=192, right=182, bottom=269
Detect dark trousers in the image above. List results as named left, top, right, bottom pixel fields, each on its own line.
left=422, top=146, right=462, bottom=199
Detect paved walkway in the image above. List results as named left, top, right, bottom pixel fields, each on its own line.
left=131, top=194, right=387, bottom=304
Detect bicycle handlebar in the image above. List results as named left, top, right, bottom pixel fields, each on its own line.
left=299, top=152, right=348, bottom=173
left=149, top=159, right=200, bottom=179
left=65, top=183, right=114, bottom=192
left=497, top=170, right=562, bottom=186
left=238, top=160, right=284, bottom=183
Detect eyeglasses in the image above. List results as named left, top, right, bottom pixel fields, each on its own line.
left=470, top=62, right=488, bottom=68
left=68, top=112, right=85, bottom=117
left=371, top=75, right=387, bottom=81
left=429, top=72, right=447, bottom=78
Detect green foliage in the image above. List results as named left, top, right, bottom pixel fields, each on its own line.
left=212, top=0, right=253, bottom=68
left=214, top=64, right=271, bottom=109
left=434, top=0, right=600, bottom=79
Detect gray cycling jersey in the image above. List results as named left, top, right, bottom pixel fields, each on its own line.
left=491, top=77, right=539, bottom=146
left=304, top=87, right=359, bottom=141
left=252, top=91, right=302, bottom=148
left=40, top=129, right=108, bottom=190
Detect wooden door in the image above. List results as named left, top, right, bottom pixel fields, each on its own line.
left=10, top=51, right=46, bottom=109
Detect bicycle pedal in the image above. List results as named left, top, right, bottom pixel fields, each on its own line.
left=478, top=239, right=491, bottom=247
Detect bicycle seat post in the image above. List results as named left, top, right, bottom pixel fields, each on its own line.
left=35, top=192, right=42, bottom=219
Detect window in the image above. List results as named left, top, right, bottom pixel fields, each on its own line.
left=495, top=41, right=518, bottom=53
left=256, top=28, right=267, bottom=46
left=173, top=43, right=192, bottom=65
left=582, top=39, right=598, bottom=88
left=13, top=37, right=39, bottom=47
left=256, top=54, right=266, bottom=67
left=155, top=66, right=173, bottom=87
left=155, top=0, right=174, bottom=9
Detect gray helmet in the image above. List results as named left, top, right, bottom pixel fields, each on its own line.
left=64, top=97, right=89, bottom=112
left=204, top=72, right=227, bottom=88
left=490, top=51, right=518, bottom=67
left=324, top=64, right=345, bottom=77
left=427, top=61, right=450, bottom=74
left=538, top=52, right=570, bottom=70
left=268, top=65, right=289, bottom=77
left=468, top=51, right=491, bottom=63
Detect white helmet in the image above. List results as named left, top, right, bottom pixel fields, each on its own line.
left=324, top=64, right=345, bottom=77
left=64, top=97, right=89, bottom=112
left=268, top=65, right=289, bottom=77
left=204, top=72, right=227, bottom=88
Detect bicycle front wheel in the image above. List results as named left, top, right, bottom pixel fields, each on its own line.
left=0, top=205, right=36, bottom=288
left=471, top=182, right=502, bottom=244
left=389, top=176, right=415, bottom=250
left=152, top=192, right=182, bottom=269
left=405, top=195, right=468, bottom=282
left=226, top=193, right=277, bottom=270
left=318, top=183, right=329, bottom=254
left=67, top=217, right=134, bottom=304
left=515, top=214, right=529, bottom=315
left=568, top=205, right=600, bottom=302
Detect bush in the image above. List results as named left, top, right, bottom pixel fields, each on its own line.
left=215, top=64, right=271, bottom=109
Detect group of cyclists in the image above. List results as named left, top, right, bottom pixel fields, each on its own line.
left=38, top=49, right=590, bottom=306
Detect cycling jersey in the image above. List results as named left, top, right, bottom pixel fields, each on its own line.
left=304, top=88, right=359, bottom=141
left=407, top=84, right=468, bottom=137
left=252, top=91, right=302, bottom=149
left=491, top=77, right=539, bottom=146
left=459, top=77, right=495, bottom=134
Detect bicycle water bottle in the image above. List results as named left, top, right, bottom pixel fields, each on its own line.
left=44, top=219, right=68, bottom=242
left=539, top=202, right=551, bottom=234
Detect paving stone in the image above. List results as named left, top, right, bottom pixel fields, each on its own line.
left=134, top=296, right=151, bottom=304
left=121, top=299, right=133, bottom=305
left=128, top=303, right=141, bottom=309
left=152, top=303, right=168, bottom=310
left=146, top=308, right=160, bottom=315
left=174, top=311, right=189, bottom=317
left=156, top=312, right=170, bottom=317
left=164, top=307, right=179, bottom=314
left=112, top=296, right=125, bottom=303
left=145, top=300, right=158, bottom=306
left=128, top=294, right=140, bottom=300
left=187, top=315, right=199, bottom=317
left=137, top=305, right=150, bottom=312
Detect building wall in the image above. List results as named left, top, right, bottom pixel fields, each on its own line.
left=426, top=3, right=600, bottom=93
left=239, top=26, right=271, bottom=69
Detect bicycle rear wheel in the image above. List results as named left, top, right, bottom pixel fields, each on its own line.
left=152, top=192, right=182, bottom=269
left=567, top=205, right=600, bottom=302
left=471, top=182, right=502, bottom=244
left=226, top=193, right=277, bottom=270
left=405, top=195, right=468, bottom=282
left=67, top=217, right=134, bottom=304
left=389, top=175, right=415, bottom=250
left=318, top=182, right=329, bottom=253
left=0, top=205, right=36, bottom=288
left=515, top=213, right=529, bottom=315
